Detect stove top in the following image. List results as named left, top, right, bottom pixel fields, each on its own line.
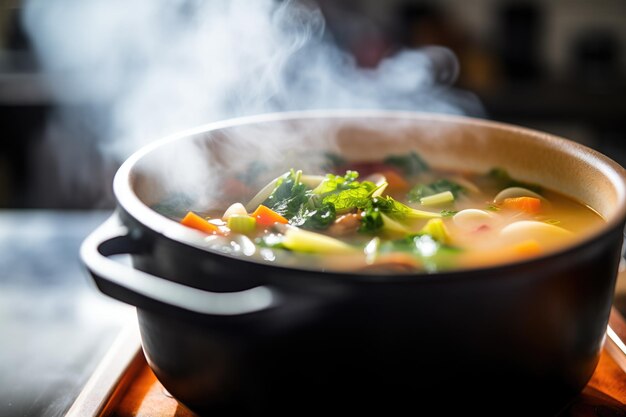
left=0, top=211, right=133, bottom=417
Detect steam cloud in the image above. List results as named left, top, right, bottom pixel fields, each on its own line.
left=23, top=0, right=482, bottom=207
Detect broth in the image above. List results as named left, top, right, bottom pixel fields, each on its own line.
left=163, top=152, right=604, bottom=274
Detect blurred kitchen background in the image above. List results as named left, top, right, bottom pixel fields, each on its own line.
left=0, top=2, right=624, bottom=416
left=0, top=0, right=625, bottom=209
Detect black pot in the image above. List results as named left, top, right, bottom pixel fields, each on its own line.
left=81, top=111, right=626, bottom=415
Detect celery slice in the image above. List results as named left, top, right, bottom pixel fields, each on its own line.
left=420, top=191, right=454, bottom=206
left=282, top=226, right=355, bottom=254
left=227, top=215, right=257, bottom=234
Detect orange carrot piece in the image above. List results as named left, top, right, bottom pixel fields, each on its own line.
left=181, top=211, right=221, bottom=235
left=513, top=240, right=542, bottom=257
left=502, top=197, right=542, bottom=214
left=252, top=204, right=288, bottom=227
left=381, top=169, right=410, bottom=193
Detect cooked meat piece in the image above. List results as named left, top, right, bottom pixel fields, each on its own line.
left=327, top=213, right=361, bottom=236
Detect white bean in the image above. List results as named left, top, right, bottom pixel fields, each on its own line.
left=500, top=220, right=572, bottom=246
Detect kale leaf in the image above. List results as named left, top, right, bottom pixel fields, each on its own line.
left=383, top=152, right=429, bottom=176
left=263, top=170, right=309, bottom=219
left=487, top=168, right=542, bottom=194
left=290, top=201, right=337, bottom=230
left=379, top=234, right=461, bottom=272
left=359, top=206, right=383, bottom=233
left=407, top=179, right=465, bottom=203
left=317, top=171, right=377, bottom=213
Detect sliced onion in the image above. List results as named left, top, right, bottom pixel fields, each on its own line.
left=245, top=175, right=282, bottom=212
left=222, top=202, right=247, bottom=220
left=365, top=173, right=388, bottom=197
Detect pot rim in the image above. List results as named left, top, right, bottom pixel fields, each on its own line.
left=112, top=109, right=626, bottom=281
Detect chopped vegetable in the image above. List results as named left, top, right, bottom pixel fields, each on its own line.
left=420, top=191, right=455, bottom=206
left=263, top=170, right=309, bottom=218
left=281, top=226, right=356, bottom=254
left=502, top=197, right=542, bottom=214
left=322, top=183, right=376, bottom=212
left=181, top=211, right=222, bottom=235
left=313, top=170, right=361, bottom=195
left=383, top=152, right=429, bottom=176
left=379, top=234, right=460, bottom=272
left=323, top=153, right=347, bottom=170
left=290, top=202, right=337, bottom=230
left=227, top=214, right=257, bottom=234
left=493, top=187, right=544, bottom=203
left=487, top=168, right=542, bottom=194
left=163, top=153, right=602, bottom=274
left=408, top=179, right=465, bottom=203
left=151, top=194, right=194, bottom=219
left=380, top=212, right=410, bottom=236
left=513, top=240, right=542, bottom=257
left=222, top=202, right=248, bottom=220
left=372, top=196, right=441, bottom=220
left=380, top=169, right=410, bottom=192
left=420, top=218, right=451, bottom=244
left=252, top=205, right=289, bottom=227
left=359, top=206, right=383, bottom=233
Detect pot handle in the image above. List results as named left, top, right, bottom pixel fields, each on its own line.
left=80, top=214, right=276, bottom=316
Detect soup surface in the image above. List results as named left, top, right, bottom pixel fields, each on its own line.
left=161, top=152, right=604, bottom=273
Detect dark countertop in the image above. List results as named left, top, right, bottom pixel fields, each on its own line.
left=0, top=210, right=133, bottom=417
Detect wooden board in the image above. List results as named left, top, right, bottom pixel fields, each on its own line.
left=69, top=309, right=626, bottom=417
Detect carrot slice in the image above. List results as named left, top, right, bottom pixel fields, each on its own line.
left=502, top=197, right=542, bottom=214
left=252, top=204, right=288, bottom=227
left=181, top=211, right=221, bottom=235
left=380, top=169, right=410, bottom=193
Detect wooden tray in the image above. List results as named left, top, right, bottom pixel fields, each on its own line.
left=67, top=309, right=626, bottom=417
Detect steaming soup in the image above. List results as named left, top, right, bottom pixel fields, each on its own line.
left=165, top=152, right=604, bottom=273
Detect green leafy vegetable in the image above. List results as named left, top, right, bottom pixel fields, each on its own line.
left=237, top=161, right=268, bottom=186
left=314, top=171, right=378, bottom=213
left=440, top=209, right=458, bottom=217
left=379, top=234, right=461, bottom=272
left=358, top=196, right=440, bottom=235
left=323, top=153, right=347, bottom=170
left=383, top=152, right=429, bottom=176
left=313, top=171, right=362, bottom=195
left=359, top=206, right=383, bottom=233
left=152, top=193, right=194, bottom=220
left=290, top=202, right=337, bottom=230
left=487, top=168, right=542, bottom=194
left=371, top=196, right=441, bottom=221
left=263, top=170, right=309, bottom=218
left=322, top=186, right=376, bottom=212
left=408, top=179, right=465, bottom=203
